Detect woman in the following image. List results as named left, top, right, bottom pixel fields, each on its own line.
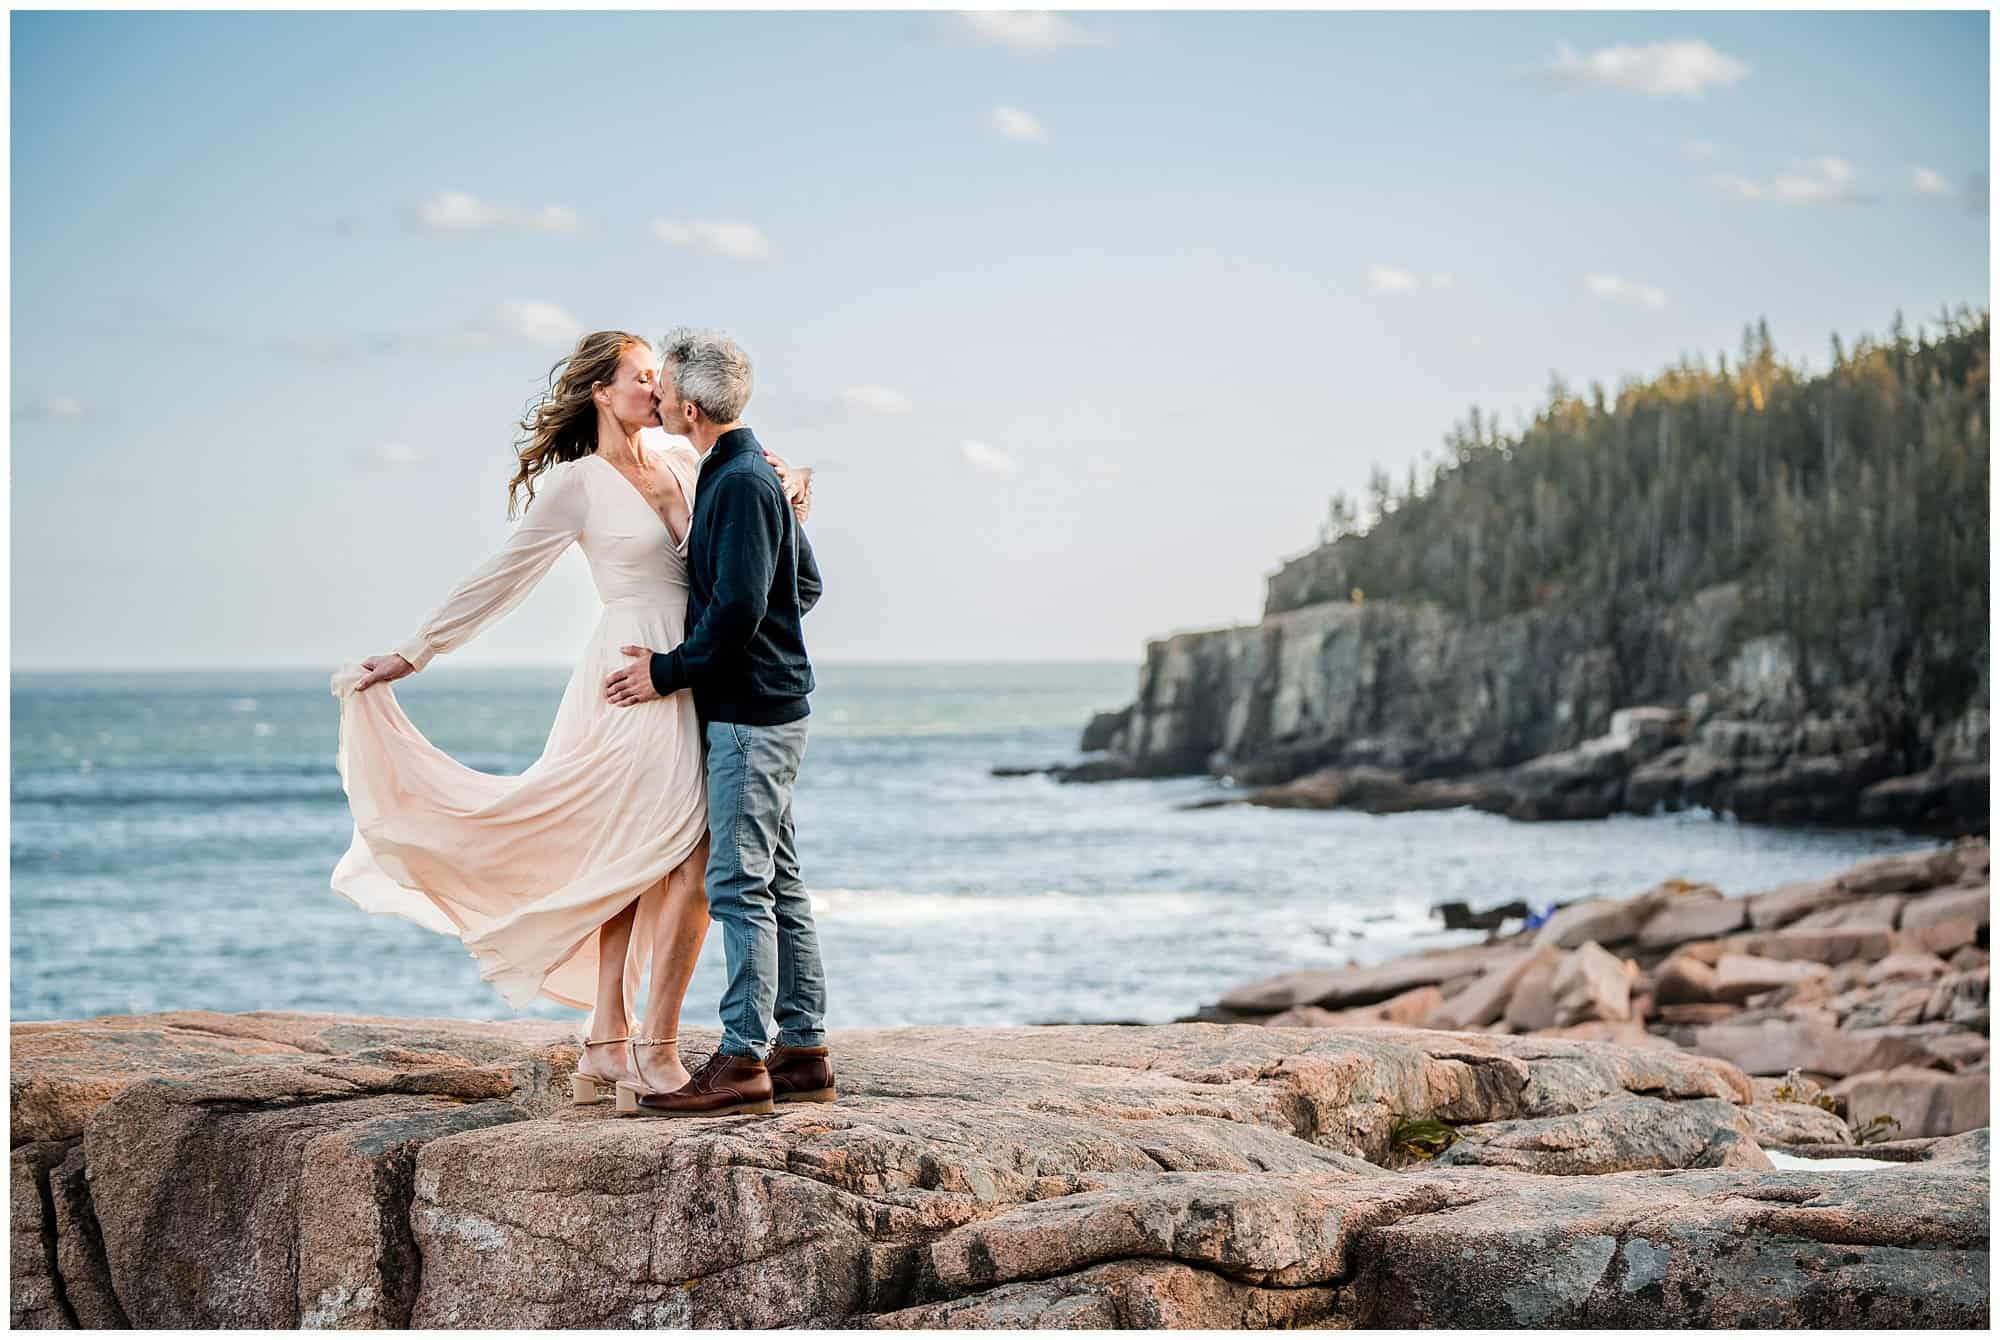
left=329, top=329, right=811, bottom=1105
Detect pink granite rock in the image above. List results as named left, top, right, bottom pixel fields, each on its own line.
left=1711, top=954, right=1831, bottom=1004
left=1895, top=916, right=1986, bottom=958
left=1687, top=1019, right=1945, bottom=1078
left=1219, top=945, right=1509, bottom=1014
left=1533, top=1019, right=1662, bottom=1047
left=1504, top=952, right=1566, bottom=1032
left=1836, top=846, right=1962, bottom=895
left=1436, top=1094, right=1770, bottom=1175
left=1428, top=948, right=1557, bottom=1031
left=1534, top=887, right=1669, bottom=950
left=1740, top=1100, right=1853, bottom=1148
left=1550, top=943, right=1633, bottom=1026
left=1745, top=878, right=1850, bottom=930
left=1737, top=927, right=1895, bottom=965
left=1899, top=885, right=1990, bottom=931
left=1635, top=889, right=1745, bottom=949
left=1865, top=952, right=1952, bottom=985
left=1832, top=1066, right=1990, bottom=1138
left=1792, top=895, right=1909, bottom=931
left=8, top=1005, right=1985, bottom=1331
left=1653, top=954, right=1720, bottom=1006
left=1265, top=983, right=1447, bottom=1029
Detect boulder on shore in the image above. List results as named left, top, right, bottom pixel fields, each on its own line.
left=1206, top=840, right=1990, bottom=1164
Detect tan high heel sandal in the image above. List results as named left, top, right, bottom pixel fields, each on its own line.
left=614, top=1037, right=683, bottom=1114
left=570, top=1035, right=631, bottom=1105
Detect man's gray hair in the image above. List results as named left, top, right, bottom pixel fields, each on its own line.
left=659, top=326, right=754, bottom=424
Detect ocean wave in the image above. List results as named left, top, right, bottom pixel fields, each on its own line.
left=805, top=886, right=1214, bottom=928
left=13, top=779, right=344, bottom=807
left=12, top=755, right=532, bottom=808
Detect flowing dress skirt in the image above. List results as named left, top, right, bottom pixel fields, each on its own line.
left=330, top=597, right=707, bottom=1029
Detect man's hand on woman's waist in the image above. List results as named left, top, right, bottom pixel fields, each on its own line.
left=605, top=645, right=665, bottom=707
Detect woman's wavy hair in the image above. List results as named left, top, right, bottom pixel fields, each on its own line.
left=507, top=329, right=650, bottom=518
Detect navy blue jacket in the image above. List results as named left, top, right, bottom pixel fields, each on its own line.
left=648, top=427, right=820, bottom=724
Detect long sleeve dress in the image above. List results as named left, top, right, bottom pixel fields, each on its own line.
left=329, top=445, right=708, bottom=1030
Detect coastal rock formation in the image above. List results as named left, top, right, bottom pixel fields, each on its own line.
left=1433, top=1094, right=1773, bottom=1175
left=1062, top=579, right=1987, bottom=833
left=1207, top=839, right=1990, bottom=1151
left=9, top=1010, right=1988, bottom=1328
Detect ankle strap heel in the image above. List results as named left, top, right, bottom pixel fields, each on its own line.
left=571, top=1036, right=633, bottom=1106
left=628, top=1036, right=681, bottom=1093
left=609, top=1037, right=683, bottom=1116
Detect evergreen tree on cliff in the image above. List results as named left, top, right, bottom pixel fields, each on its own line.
left=1281, top=306, right=1989, bottom=734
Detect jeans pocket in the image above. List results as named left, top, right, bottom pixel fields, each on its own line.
left=729, top=726, right=764, bottom=873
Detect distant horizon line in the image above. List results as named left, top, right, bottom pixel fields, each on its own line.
left=11, top=656, right=1144, bottom=675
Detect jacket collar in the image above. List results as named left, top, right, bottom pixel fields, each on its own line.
left=700, top=426, right=760, bottom=473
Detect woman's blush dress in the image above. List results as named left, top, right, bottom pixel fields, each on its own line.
left=329, top=446, right=707, bottom=1025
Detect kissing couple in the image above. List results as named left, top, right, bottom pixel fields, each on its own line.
left=330, top=327, right=832, bottom=1118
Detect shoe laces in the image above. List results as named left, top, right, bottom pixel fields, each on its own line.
left=691, top=1051, right=732, bottom=1086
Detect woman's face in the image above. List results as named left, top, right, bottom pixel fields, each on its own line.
left=601, top=342, right=664, bottom=429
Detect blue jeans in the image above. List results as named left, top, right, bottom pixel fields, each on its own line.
left=702, top=717, right=826, bottom=1059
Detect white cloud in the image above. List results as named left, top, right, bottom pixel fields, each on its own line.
left=652, top=218, right=772, bottom=260
left=412, top=191, right=503, bottom=231
left=945, top=11, right=1105, bottom=51
left=1585, top=273, right=1668, bottom=309
left=960, top=440, right=1019, bottom=475
left=523, top=204, right=581, bottom=232
left=1912, top=165, right=1988, bottom=214
left=1683, top=138, right=1722, bottom=159
left=839, top=385, right=914, bottom=416
left=355, top=442, right=423, bottom=469
left=1367, top=265, right=1453, bottom=293
left=495, top=299, right=584, bottom=348
left=1522, top=39, right=1750, bottom=98
left=990, top=105, right=1047, bottom=142
left=14, top=396, right=84, bottom=421
left=404, top=190, right=580, bottom=235
left=1711, top=155, right=1865, bottom=205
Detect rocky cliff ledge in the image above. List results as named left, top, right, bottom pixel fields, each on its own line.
left=10, top=1008, right=1990, bottom=1328
left=1066, top=580, right=1988, bottom=833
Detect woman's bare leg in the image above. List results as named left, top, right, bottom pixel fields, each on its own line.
left=591, top=898, right=639, bottom=1035
left=632, top=835, right=712, bottom=1093
left=578, top=900, right=639, bottom=1085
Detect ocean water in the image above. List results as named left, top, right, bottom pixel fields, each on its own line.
left=9, top=663, right=1935, bottom=1031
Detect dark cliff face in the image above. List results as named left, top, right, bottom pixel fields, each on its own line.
left=1084, top=581, right=1989, bottom=831
left=1104, top=583, right=1745, bottom=779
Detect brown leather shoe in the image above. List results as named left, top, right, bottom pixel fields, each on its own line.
left=767, top=1044, right=837, bottom=1103
left=631, top=1050, right=774, bottom=1118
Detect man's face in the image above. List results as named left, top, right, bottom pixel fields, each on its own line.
left=654, top=358, right=697, bottom=439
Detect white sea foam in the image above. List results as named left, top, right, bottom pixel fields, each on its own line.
left=807, top=886, right=1213, bottom=928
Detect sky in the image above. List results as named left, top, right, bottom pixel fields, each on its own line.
left=8, top=7, right=1990, bottom=669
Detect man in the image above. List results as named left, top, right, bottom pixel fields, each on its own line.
left=603, top=327, right=832, bottom=1117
